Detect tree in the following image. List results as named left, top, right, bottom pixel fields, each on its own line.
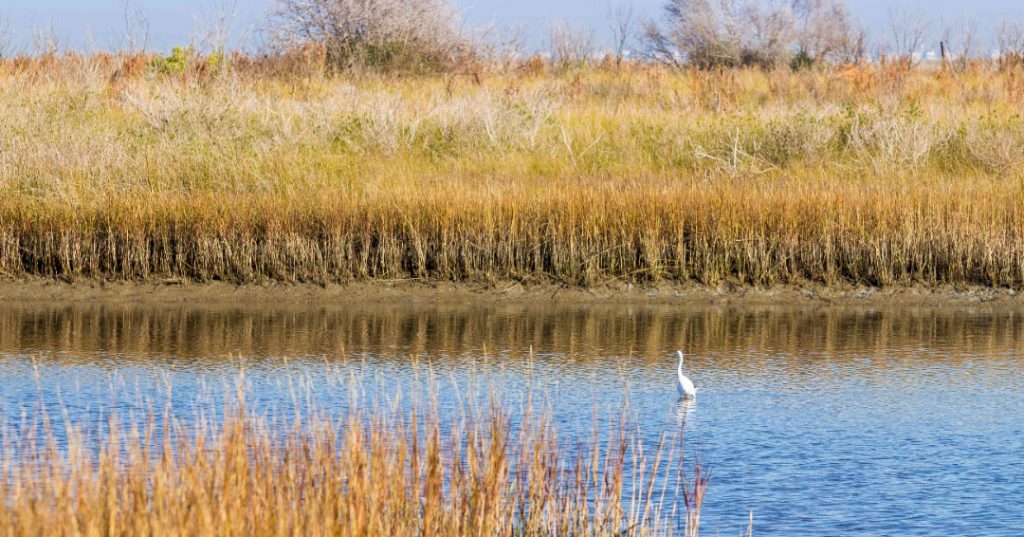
left=792, top=0, right=861, bottom=64
left=887, top=6, right=932, bottom=67
left=645, top=0, right=863, bottom=69
left=266, top=0, right=470, bottom=72
left=609, top=2, right=636, bottom=66
left=548, top=20, right=595, bottom=67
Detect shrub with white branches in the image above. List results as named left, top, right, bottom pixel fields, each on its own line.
left=267, top=0, right=471, bottom=72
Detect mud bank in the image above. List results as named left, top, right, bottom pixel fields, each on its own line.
left=1, top=278, right=1022, bottom=308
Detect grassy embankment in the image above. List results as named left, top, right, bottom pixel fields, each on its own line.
left=3, top=54, right=1024, bottom=288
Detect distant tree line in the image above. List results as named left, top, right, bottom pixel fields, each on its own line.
left=0, top=0, right=1017, bottom=73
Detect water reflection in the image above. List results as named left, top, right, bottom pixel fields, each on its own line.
left=2, top=303, right=1023, bottom=366
left=1, top=302, right=1023, bottom=536
left=674, top=399, right=696, bottom=429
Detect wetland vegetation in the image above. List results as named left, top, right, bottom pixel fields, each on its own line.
left=4, top=41, right=1024, bottom=289
left=0, top=388, right=701, bottom=536
left=4, top=0, right=1024, bottom=534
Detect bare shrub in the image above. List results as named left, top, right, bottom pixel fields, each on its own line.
left=962, top=121, right=1024, bottom=175
left=547, top=21, right=595, bottom=68
left=939, top=17, right=981, bottom=73
left=0, top=16, right=11, bottom=59
left=645, top=0, right=862, bottom=70
left=194, top=0, right=237, bottom=57
left=846, top=106, right=937, bottom=174
left=120, top=1, right=150, bottom=53
left=743, top=2, right=796, bottom=68
left=609, top=3, right=636, bottom=66
left=645, top=0, right=745, bottom=69
left=28, top=24, right=59, bottom=56
left=886, top=7, right=932, bottom=67
left=791, top=0, right=863, bottom=64
left=998, top=20, right=1024, bottom=69
left=477, top=24, right=528, bottom=69
left=266, top=0, right=471, bottom=73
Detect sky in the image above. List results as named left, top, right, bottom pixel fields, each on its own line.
left=1, top=0, right=1024, bottom=53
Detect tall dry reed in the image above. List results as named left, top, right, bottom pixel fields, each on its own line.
left=0, top=395, right=703, bottom=536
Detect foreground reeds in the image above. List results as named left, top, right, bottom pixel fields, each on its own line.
left=3, top=54, right=1024, bottom=287
left=0, top=395, right=703, bottom=536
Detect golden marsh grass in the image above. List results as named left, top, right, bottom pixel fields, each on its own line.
left=2, top=54, right=1024, bottom=287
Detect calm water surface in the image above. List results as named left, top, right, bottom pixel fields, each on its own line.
left=1, top=302, right=1023, bottom=535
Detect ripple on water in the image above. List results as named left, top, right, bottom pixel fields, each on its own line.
left=1, top=303, right=1023, bottom=536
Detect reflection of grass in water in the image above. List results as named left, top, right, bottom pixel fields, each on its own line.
left=2, top=304, right=1021, bottom=368
left=0, top=376, right=707, bottom=536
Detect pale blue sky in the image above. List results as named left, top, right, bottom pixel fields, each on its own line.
left=1, top=0, right=1023, bottom=52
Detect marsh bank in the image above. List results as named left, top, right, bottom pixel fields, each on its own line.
left=2, top=278, right=1023, bottom=309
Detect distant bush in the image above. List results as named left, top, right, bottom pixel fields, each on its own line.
left=547, top=21, right=595, bottom=69
left=792, top=0, right=864, bottom=65
left=645, top=0, right=863, bottom=70
left=266, top=0, right=474, bottom=73
left=0, top=16, right=11, bottom=59
left=148, top=46, right=227, bottom=77
left=151, top=46, right=195, bottom=74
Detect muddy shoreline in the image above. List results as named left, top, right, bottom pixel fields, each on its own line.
left=0, top=277, right=1022, bottom=308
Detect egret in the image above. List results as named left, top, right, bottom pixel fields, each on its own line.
left=676, top=351, right=697, bottom=399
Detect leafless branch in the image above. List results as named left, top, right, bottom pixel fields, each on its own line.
left=28, top=24, right=59, bottom=56
left=547, top=20, right=594, bottom=68
left=266, top=0, right=470, bottom=72
left=645, top=0, right=861, bottom=69
left=888, top=6, right=932, bottom=67
left=609, top=2, right=635, bottom=66
left=194, top=0, right=238, bottom=56
left=122, top=0, right=150, bottom=53
left=999, top=19, right=1024, bottom=64
left=940, top=16, right=980, bottom=72
left=478, top=23, right=527, bottom=66
left=792, top=0, right=862, bottom=64
left=0, top=16, right=12, bottom=59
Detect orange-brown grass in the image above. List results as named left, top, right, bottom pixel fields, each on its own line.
left=3, top=176, right=1021, bottom=287
left=0, top=397, right=702, bottom=536
left=2, top=53, right=1024, bottom=288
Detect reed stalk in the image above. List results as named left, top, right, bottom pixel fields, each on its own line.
left=0, top=394, right=700, bottom=536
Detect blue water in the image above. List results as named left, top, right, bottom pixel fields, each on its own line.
left=0, top=304, right=1022, bottom=535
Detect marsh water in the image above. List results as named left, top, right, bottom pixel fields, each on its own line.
left=1, top=301, right=1023, bottom=535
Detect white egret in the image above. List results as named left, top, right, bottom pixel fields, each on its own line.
left=676, top=350, right=697, bottom=399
